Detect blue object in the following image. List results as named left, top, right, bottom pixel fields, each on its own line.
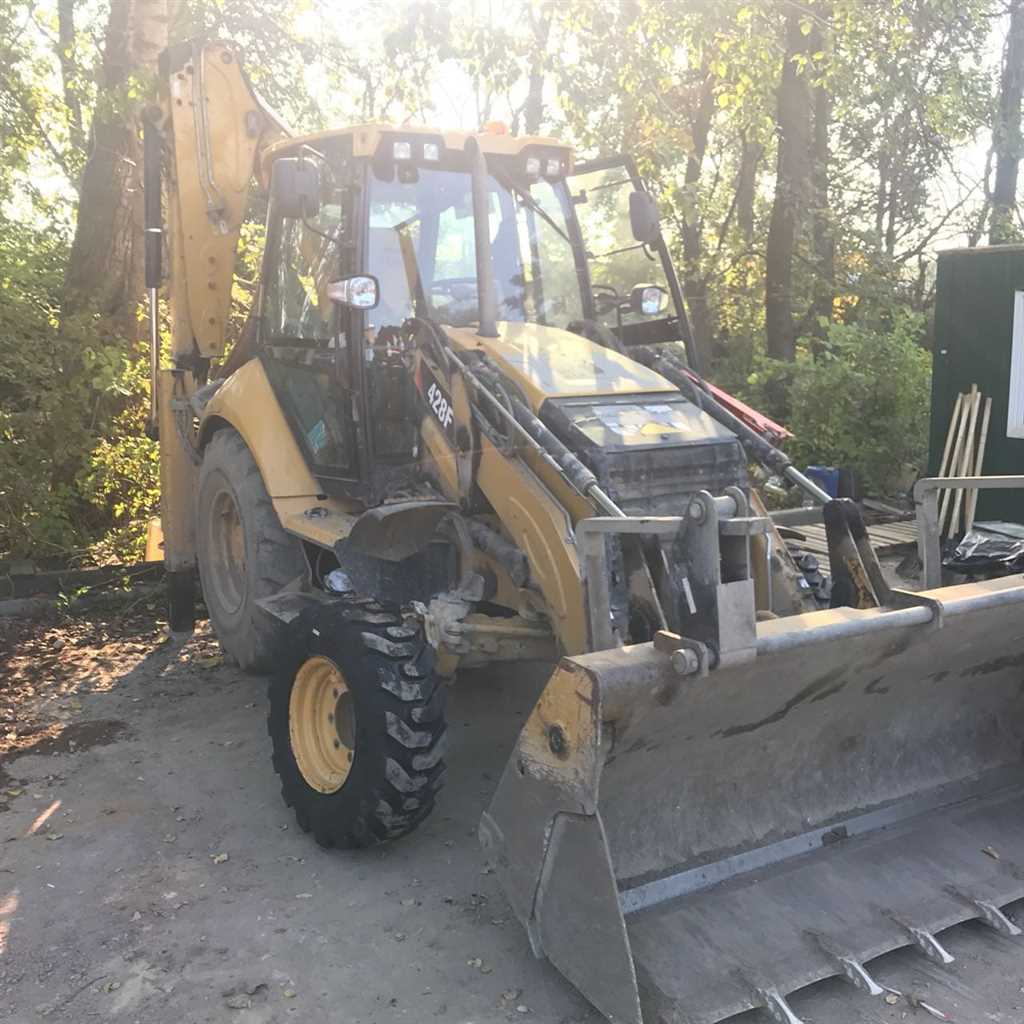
left=805, top=465, right=840, bottom=498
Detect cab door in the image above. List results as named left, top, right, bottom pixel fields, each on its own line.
left=259, top=157, right=363, bottom=492
left=567, top=156, right=702, bottom=373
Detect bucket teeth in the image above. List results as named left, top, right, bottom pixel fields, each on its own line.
left=830, top=954, right=885, bottom=996
left=758, top=988, right=806, bottom=1024
left=973, top=899, right=1022, bottom=937
left=904, top=924, right=956, bottom=965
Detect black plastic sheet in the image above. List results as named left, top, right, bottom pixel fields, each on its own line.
left=944, top=521, right=1024, bottom=574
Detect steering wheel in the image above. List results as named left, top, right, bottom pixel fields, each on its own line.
left=591, top=283, right=623, bottom=318
left=429, top=277, right=478, bottom=301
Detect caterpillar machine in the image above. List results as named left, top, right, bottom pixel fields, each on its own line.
left=147, top=39, right=1024, bottom=1024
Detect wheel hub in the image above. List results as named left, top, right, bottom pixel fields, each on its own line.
left=289, top=655, right=356, bottom=793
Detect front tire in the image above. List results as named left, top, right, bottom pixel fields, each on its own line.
left=268, top=600, right=447, bottom=848
left=196, top=428, right=306, bottom=673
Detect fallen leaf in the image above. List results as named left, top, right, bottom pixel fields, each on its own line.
left=467, top=958, right=482, bottom=968
left=5, top=788, right=22, bottom=798
left=516, top=1005, right=530, bottom=1014
left=283, top=989, right=296, bottom=999
left=885, top=993, right=900, bottom=1005
left=195, top=654, right=223, bottom=669
left=211, top=852, right=228, bottom=864
left=982, top=845, right=1000, bottom=860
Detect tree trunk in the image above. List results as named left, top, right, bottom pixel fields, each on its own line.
left=736, top=134, right=763, bottom=242
left=765, top=5, right=813, bottom=362
left=522, top=6, right=551, bottom=135
left=991, top=0, right=1024, bottom=244
left=809, top=20, right=834, bottom=349
left=63, top=0, right=168, bottom=334
left=681, top=68, right=716, bottom=372
left=57, top=0, right=85, bottom=153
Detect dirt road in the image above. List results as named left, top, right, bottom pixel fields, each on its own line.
left=2, top=605, right=1024, bottom=1024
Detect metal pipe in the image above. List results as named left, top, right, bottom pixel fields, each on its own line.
left=143, top=112, right=163, bottom=433
left=756, top=579, right=1024, bottom=656
left=465, top=136, right=498, bottom=338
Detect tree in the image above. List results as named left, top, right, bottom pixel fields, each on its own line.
left=990, top=0, right=1024, bottom=243
left=63, top=0, right=169, bottom=333
left=764, top=4, right=814, bottom=361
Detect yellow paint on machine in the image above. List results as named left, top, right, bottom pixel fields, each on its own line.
left=446, top=322, right=675, bottom=412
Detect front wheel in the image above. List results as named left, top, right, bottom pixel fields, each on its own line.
left=268, top=600, right=447, bottom=848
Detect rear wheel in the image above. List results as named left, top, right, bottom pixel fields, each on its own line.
left=196, top=428, right=306, bottom=673
left=268, top=600, right=447, bottom=848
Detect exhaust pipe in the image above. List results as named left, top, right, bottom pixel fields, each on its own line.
left=465, top=136, right=498, bottom=339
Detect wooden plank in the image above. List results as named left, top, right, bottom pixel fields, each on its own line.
left=935, top=391, right=964, bottom=535
left=965, top=396, right=993, bottom=533
left=950, top=387, right=981, bottom=535
left=940, top=388, right=973, bottom=536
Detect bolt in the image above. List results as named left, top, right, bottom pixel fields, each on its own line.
left=671, top=648, right=700, bottom=676
left=547, top=724, right=568, bottom=758
left=333, top=739, right=341, bottom=749
left=687, top=500, right=705, bottom=524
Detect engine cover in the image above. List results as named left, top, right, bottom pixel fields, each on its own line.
left=542, top=393, right=747, bottom=514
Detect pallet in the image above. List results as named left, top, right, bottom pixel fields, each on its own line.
left=784, top=520, right=917, bottom=561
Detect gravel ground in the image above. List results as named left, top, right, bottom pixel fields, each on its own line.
left=2, top=597, right=1024, bottom=1024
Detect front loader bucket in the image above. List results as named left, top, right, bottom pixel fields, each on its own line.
left=480, top=576, right=1024, bottom=1024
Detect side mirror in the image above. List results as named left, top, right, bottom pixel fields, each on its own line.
left=327, top=275, right=380, bottom=310
left=630, top=284, right=669, bottom=317
left=629, top=190, right=660, bottom=244
left=273, top=157, right=321, bottom=220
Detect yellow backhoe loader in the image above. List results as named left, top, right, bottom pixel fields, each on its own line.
left=146, top=39, right=1024, bottom=1024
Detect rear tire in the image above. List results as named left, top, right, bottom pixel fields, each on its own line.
left=196, top=428, right=306, bottom=673
left=268, top=600, right=447, bottom=848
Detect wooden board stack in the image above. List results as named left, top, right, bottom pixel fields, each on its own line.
left=935, top=384, right=992, bottom=538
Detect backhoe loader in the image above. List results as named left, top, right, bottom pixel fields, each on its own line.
left=146, top=39, right=1024, bottom=1024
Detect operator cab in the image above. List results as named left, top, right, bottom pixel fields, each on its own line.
left=255, top=124, right=693, bottom=501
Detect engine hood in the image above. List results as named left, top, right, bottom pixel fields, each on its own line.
left=445, top=321, right=675, bottom=413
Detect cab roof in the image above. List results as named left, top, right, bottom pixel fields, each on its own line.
left=260, top=123, right=574, bottom=180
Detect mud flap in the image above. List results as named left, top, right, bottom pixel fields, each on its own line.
left=481, top=575, right=1024, bottom=1024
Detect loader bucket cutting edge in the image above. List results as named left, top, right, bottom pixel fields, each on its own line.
left=480, top=575, right=1024, bottom=1024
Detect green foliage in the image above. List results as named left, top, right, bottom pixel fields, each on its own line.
left=0, top=213, right=158, bottom=563
left=741, top=313, right=932, bottom=495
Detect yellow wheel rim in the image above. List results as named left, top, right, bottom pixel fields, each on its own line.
left=289, top=655, right=356, bottom=794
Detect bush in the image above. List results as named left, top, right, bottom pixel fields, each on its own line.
left=0, top=219, right=158, bottom=565
left=742, top=312, right=931, bottom=496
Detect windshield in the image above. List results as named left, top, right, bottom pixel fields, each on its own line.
left=366, top=166, right=584, bottom=332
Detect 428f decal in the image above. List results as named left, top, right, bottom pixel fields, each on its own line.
left=416, top=361, right=457, bottom=443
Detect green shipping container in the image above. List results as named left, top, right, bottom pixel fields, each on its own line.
left=930, top=245, right=1024, bottom=523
